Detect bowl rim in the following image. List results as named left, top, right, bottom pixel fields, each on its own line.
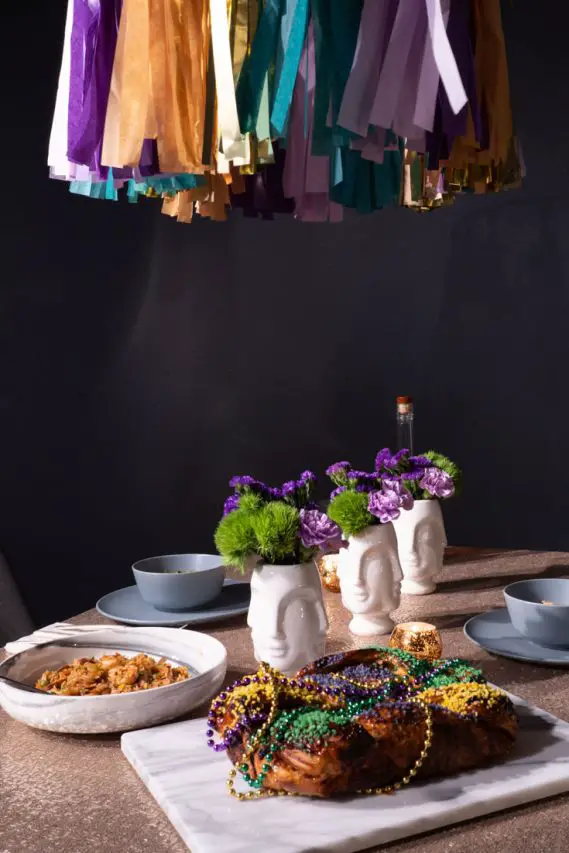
left=0, top=626, right=227, bottom=701
left=132, top=553, right=224, bottom=575
left=504, top=578, right=569, bottom=607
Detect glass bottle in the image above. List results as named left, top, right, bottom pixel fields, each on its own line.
left=396, top=396, right=414, bottom=454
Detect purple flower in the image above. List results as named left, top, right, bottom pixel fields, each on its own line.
left=374, top=448, right=392, bottom=471
left=420, top=467, right=455, bottom=499
left=299, top=509, right=342, bottom=550
left=330, top=486, right=347, bottom=499
left=347, top=470, right=379, bottom=484
left=375, top=448, right=411, bottom=471
left=401, top=470, right=424, bottom=481
left=326, top=461, right=351, bottom=477
left=229, top=475, right=256, bottom=489
left=281, top=480, right=297, bottom=497
left=268, top=487, right=282, bottom=500
left=382, top=478, right=414, bottom=510
left=390, top=448, right=410, bottom=467
left=368, top=491, right=401, bottom=523
left=295, top=472, right=315, bottom=507
left=223, top=494, right=240, bottom=516
left=368, top=480, right=414, bottom=523
left=410, top=455, right=431, bottom=468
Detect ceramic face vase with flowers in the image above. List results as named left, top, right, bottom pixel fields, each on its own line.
left=326, top=461, right=410, bottom=637
left=214, top=472, right=341, bottom=674
left=374, top=449, right=462, bottom=595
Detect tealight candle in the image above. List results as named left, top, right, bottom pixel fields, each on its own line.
left=316, top=553, right=341, bottom=593
left=389, top=621, right=443, bottom=660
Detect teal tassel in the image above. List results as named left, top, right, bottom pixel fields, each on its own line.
left=270, top=0, right=309, bottom=137
left=236, top=0, right=285, bottom=134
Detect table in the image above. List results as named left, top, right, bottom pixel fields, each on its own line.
left=3, top=549, right=569, bottom=853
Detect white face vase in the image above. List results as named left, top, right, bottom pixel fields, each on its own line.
left=247, top=562, right=328, bottom=675
left=338, top=523, right=402, bottom=636
left=393, top=500, right=447, bottom=595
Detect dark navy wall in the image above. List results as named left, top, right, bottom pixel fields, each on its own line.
left=1, top=1, right=568, bottom=625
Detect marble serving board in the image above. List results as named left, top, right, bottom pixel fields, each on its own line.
left=122, top=695, right=569, bottom=853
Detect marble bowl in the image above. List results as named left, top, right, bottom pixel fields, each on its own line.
left=132, top=554, right=225, bottom=611
left=0, top=626, right=227, bottom=733
left=504, top=578, right=569, bottom=648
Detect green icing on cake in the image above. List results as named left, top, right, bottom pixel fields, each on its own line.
left=285, top=709, right=346, bottom=744
left=366, top=645, right=432, bottom=678
left=422, top=661, right=485, bottom=689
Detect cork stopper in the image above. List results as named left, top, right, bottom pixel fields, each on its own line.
left=396, top=396, right=413, bottom=415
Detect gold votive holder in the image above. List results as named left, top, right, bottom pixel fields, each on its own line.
left=317, top=553, right=341, bottom=593
left=389, top=621, right=443, bottom=661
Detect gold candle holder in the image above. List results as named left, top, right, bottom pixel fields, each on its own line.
left=317, top=553, right=341, bottom=593
left=389, top=621, right=443, bottom=661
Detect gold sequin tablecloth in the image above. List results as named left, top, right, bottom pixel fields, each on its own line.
left=3, top=549, right=569, bottom=853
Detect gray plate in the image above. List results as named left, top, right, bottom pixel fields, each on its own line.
left=96, top=580, right=250, bottom=627
left=464, top=608, right=569, bottom=666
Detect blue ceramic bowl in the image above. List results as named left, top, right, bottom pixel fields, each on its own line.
left=504, top=578, right=569, bottom=648
left=132, top=554, right=225, bottom=612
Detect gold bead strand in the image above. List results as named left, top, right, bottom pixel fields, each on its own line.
left=357, top=698, right=434, bottom=796
left=226, top=663, right=282, bottom=800
left=226, top=665, right=434, bottom=801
